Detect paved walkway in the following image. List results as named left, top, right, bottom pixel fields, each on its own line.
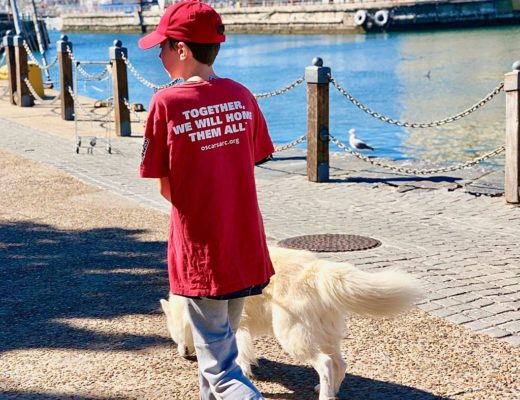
left=0, top=91, right=519, bottom=348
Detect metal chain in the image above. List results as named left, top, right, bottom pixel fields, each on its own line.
left=274, top=135, right=306, bottom=152
left=121, top=53, right=179, bottom=90
left=66, top=46, right=110, bottom=81
left=329, top=134, right=505, bottom=175
left=254, top=76, right=305, bottom=99
left=329, top=75, right=504, bottom=128
left=23, top=77, right=59, bottom=104
left=22, top=41, right=58, bottom=70
left=123, top=98, right=146, bottom=127
left=67, top=85, right=114, bottom=120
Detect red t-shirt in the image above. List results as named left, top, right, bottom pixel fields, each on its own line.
left=140, top=77, right=275, bottom=297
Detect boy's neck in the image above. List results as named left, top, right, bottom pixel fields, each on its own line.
left=182, top=64, right=217, bottom=83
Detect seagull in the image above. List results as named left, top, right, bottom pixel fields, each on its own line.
left=348, top=129, right=374, bottom=151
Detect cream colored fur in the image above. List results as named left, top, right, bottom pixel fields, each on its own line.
left=160, top=246, right=420, bottom=400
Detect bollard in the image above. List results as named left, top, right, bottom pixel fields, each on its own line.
left=13, top=33, right=33, bottom=107
left=305, top=57, right=330, bottom=182
left=109, top=40, right=131, bottom=137
left=504, top=61, right=520, bottom=204
left=2, top=30, right=16, bottom=105
left=57, top=35, right=74, bottom=121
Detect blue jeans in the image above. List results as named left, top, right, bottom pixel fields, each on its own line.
left=186, top=297, right=264, bottom=400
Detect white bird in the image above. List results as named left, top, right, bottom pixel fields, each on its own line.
left=348, top=128, right=374, bottom=151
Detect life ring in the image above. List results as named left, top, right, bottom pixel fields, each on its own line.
left=354, top=10, right=369, bottom=27
left=374, top=9, right=390, bottom=27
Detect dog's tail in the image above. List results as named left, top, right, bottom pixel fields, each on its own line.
left=312, top=260, right=420, bottom=317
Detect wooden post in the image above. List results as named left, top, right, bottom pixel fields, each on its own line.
left=109, top=40, right=131, bottom=137
left=13, top=33, right=33, bottom=107
left=2, top=30, right=17, bottom=105
left=57, top=34, right=74, bottom=121
left=305, top=57, right=330, bottom=182
left=504, top=61, right=520, bottom=204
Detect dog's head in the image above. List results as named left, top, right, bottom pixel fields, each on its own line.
left=160, top=295, right=195, bottom=358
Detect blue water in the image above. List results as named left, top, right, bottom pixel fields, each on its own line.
left=40, top=27, right=520, bottom=162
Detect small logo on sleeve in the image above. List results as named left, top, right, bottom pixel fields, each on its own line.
left=141, top=138, right=150, bottom=164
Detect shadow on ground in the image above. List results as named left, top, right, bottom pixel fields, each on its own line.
left=0, top=221, right=170, bottom=353
left=254, top=359, right=451, bottom=400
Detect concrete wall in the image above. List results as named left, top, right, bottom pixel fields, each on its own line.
left=60, top=0, right=520, bottom=33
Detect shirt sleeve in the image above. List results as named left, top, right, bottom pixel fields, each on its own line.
left=140, top=96, right=170, bottom=178
left=252, top=98, right=274, bottom=164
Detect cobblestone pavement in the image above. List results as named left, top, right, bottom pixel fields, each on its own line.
left=0, top=98, right=519, bottom=348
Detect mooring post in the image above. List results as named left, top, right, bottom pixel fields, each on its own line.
left=305, top=57, right=330, bottom=182
left=504, top=61, right=520, bottom=204
left=12, top=33, right=33, bottom=107
left=109, top=40, right=131, bottom=137
left=2, top=30, right=17, bottom=105
left=57, top=35, right=74, bottom=120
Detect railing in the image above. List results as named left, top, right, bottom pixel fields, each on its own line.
left=2, top=31, right=519, bottom=204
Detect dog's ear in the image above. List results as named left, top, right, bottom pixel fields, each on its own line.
left=160, top=299, right=170, bottom=317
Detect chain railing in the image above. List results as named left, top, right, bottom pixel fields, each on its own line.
left=123, top=98, right=146, bottom=127
left=254, top=76, right=305, bottom=99
left=329, top=134, right=505, bottom=175
left=22, top=41, right=58, bottom=70
left=121, top=53, right=179, bottom=91
left=329, top=75, right=504, bottom=128
left=67, top=86, right=114, bottom=121
left=274, top=135, right=306, bottom=152
left=66, top=46, right=111, bottom=81
left=23, top=77, right=60, bottom=104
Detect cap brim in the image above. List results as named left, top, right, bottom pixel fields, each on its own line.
left=138, top=31, right=167, bottom=49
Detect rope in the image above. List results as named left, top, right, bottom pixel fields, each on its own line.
left=329, top=134, right=505, bottom=175
left=254, top=77, right=305, bottom=99
left=329, top=76, right=504, bottom=128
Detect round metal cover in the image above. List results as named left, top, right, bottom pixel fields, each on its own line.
left=277, top=234, right=381, bottom=252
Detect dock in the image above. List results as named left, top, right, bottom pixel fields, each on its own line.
left=0, top=68, right=519, bottom=397
left=58, top=0, right=520, bottom=34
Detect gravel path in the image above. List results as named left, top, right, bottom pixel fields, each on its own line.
left=1, top=148, right=518, bottom=400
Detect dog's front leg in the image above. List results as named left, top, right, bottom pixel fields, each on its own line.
left=235, top=328, right=257, bottom=378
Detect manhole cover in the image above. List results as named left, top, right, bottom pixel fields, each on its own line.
left=277, top=234, right=381, bottom=252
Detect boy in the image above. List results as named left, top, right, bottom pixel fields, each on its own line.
left=138, top=1, right=274, bottom=399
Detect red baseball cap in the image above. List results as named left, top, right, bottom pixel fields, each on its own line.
left=138, top=0, right=225, bottom=49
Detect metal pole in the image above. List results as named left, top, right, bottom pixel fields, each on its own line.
left=8, top=0, right=22, bottom=35
left=305, top=57, right=330, bottom=182
left=29, top=0, right=52, bottom=88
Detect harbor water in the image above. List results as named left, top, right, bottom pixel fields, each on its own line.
left=41, top=27, right=520, bottom=163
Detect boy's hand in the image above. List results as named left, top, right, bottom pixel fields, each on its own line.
left=255, top=155, right=273, bottom=166
left=157, top=177, right=172, bottom=203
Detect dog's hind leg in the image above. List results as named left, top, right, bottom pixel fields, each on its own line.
left=331, top=348, right=346, bottom=395
left=311, top=353, right=337, bottom=400
left=235, top=328, right=257, bottom=378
